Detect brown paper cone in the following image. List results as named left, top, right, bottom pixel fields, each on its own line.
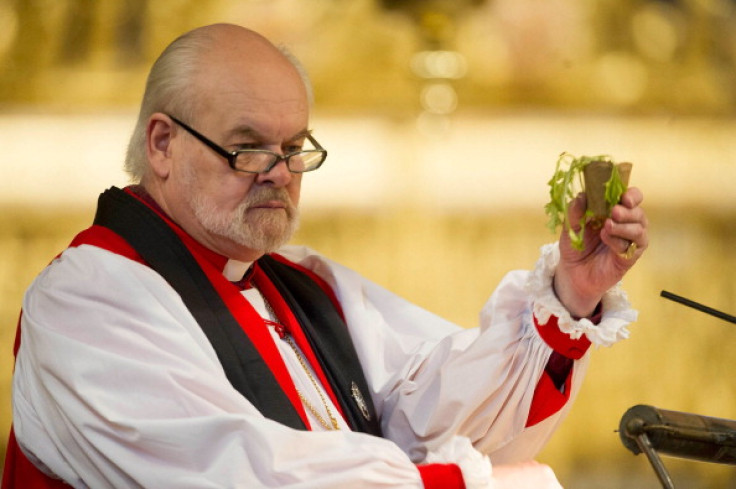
left=583, top=161, right=632, bottom=220
left=617, top=162, right=632, bottom=187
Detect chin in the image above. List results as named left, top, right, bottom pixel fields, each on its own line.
left=234, top=216, right=299, bottom=255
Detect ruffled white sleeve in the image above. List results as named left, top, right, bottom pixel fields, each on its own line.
left=280, top=241, right=638, bottom=468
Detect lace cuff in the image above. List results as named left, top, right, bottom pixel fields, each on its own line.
left=525, top=242, right=638, bottom=347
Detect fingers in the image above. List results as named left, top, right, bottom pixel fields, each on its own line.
left=570, top=187, right=642, bottom=229
left=619, top=186, right=644, bottom=209
left=564, top=186, right=648, bottom=261
left=602, top=188, right=648, bottom=259
left=601, top=223, right=647, bottom=261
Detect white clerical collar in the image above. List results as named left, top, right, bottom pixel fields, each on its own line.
left=222, top=259, right=253, bottom=282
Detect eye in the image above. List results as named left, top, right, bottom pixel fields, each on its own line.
left=284, top=136, right=308, bottom=154
left=284, top=144, right=304, bottom=154
left=234, top=142, right=261, bottom=151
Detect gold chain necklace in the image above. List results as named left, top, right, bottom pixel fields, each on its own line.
left=263, top=299, right=340, bottom=431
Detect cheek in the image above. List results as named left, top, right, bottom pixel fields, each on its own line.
left=219, top=182, right=255, bottom=211
left=288, top=177, right=302, bottom=206
left=204, top=171, right=257, bottom=209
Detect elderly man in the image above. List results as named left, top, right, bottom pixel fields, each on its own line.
left=3, top=24, right=647, bottom=488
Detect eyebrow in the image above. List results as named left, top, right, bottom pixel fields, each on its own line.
left=224, top=126, right=312, bottom=144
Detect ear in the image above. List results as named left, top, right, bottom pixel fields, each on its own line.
left=146, top=113, right=175, bottom=179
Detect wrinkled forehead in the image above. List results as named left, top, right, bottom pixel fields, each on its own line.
left=196, top=31, right=307, bottom=99
left=190, top=46, right=310, bottom=136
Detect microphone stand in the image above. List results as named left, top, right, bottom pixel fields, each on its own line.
left=617, top=292, right=736, bottom=488
left=620, top=405, right=736, bottom=488
left=629, top=424, right=674, bottom=489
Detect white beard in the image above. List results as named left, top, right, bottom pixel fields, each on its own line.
left=183, top=168, right=299, bottom=254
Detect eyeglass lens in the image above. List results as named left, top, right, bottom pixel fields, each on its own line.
left=233, top=149, right=324, bottom=173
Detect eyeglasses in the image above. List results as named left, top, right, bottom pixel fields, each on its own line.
left=167, top=115, right=327, bottom=174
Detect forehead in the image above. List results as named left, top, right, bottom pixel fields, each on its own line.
left=194, top=53, right=310, bottom=139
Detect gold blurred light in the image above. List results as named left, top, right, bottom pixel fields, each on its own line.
left=631, top=3, right=682, bottom=62
left=410, top=50, right=467, bottom=79
left=420, top=81, right=458, bottom=114
left=0, top=4, right=18, bottom=58
left=595, top=51, right=649, bottom=106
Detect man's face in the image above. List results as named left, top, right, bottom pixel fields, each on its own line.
left=182, top=157, right=300, bottom=255
left=163, top=40, right=310, bottom=261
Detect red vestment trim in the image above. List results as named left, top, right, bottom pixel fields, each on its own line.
left=417, top=463, right=466, bottom=489
left=525, top=369, right=574, bottom=428
left=534, top=314, right=592, bottom=360
left=252, top=263, right=346, bottom=421
left=2, top=427, right=70, bottom=489
left=526, top=313, right=593, bottom=427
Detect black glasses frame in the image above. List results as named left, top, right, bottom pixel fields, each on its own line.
left=167, top=114, right=327, bottom=174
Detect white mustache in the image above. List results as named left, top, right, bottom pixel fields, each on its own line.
left=245, top=188, right=292, bottom=208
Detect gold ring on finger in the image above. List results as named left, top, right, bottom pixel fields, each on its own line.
left=619, top=240, right=637, bottom=260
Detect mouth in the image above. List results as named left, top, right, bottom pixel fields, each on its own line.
left=250, top=200, right=288, bottom=210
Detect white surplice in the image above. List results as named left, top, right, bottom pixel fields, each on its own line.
left=12, top=242, right=636, bottom=488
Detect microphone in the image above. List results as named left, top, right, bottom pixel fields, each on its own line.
left=620, top=404, right=736, bottom=465
left=660, top=290, right=736, bottom=324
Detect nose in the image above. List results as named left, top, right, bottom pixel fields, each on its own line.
left=254, top=158, right=293, bottom=187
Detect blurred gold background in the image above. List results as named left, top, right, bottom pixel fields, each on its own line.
left=2, top=0, right=736, bottom=487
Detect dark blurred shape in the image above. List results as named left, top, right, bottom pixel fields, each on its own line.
left=116, top=0, right=147, bottom=66
left=59, top=0, right=97, bottom=65
left=379, top=0, right=486, bottom=47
